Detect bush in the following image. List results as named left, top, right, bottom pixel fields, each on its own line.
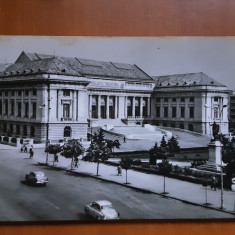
left=3, top=136, right=9, bottom=142
left=11, top=137, right=17, bottom=143
left=132, top=159, right=142, bottom=166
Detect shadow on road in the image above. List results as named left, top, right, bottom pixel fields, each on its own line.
left=20, top=180, right=47, bottom=187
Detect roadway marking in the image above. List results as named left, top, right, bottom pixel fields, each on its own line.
left=47, top=201, right=60, bottom=210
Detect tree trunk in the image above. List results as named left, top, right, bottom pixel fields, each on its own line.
left=71, top=157, right=74, bottom=170
left=46, top=152, right=49, bottom=165
left=96, top=161, right=100, bottom=176
left=126, top=170, right=128, bottom=184
left=53, top=154, right=55, bottom=166
left=163, top=175, right=166, bottom=193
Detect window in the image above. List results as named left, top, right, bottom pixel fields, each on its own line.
left=63, top=90, right=70, bottom=97
left=181, top=97, right=185, bottom=102
left=189, top=107, right=194, bottom=118
left=16, top=125, right=20, bottom=135
left=0, top=101, right=2, bottom=115
left=18, top=90, right=22, bottom=96
left=214, top=107, right=219, bottom=119
left=156, top=97, right=161, bottom=102
left=10, top=100, right=14, bottom=115
left=4, top=100, right=8, bottom=115
left=189, top=97, right=194, bottom=102
left=30, top=126, right=35, bottom=137
left=17, top=102, right=21, bottom=117
left=0, top=91, right=2, bottom=96
left=23, top=125, right=27, bottom=136
left=180, top=107, right=185, bottom=118
left=63, top=104, right=70, bottom=118
left=32, top=103, right=36, bottom=118
left=24, top=103, right=29, bottom=118
left=172, top=98, right=177, bottom=102
left=3, top=123, right=7, bottom=133
left=32, top=89, right=37, bottom=96
left=64, top=126, right=71, bottom=137
left=9, top=124, right=13, bottom=135
left=156, top=106, right=160, bottom=118
left=172, top=107, right=176, bottom=118
left=188, top=124, right=194, bottom=131
left=4, top=91, right=8, bottom=96
left=214, top=97, right=219, bottom=102
left=164, top=97, right=168, bottom=102
left=164, top=107, right=168, bottom=118
left=179, top=123, right=184, bottom=129
left=25, top=90, right=29, bottom=96
left=11, top=91, right=15, bottom=96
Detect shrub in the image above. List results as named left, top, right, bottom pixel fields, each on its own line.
left=3, top=136, right=9, bottom=142
left=11, top=137, right=17, bottom=143
left=20, top=139, right=23, bottom=144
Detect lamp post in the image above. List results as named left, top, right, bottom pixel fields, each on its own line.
left=219, top=104, right=227, bottom=209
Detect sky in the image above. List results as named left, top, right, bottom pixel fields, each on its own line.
left=0, top=36, right=234, bottom=89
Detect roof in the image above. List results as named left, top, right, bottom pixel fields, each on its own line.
left=0, top=51, right=153, bottom=81
left=0, top=63, right=11, bottom=72
left=152, top=72, right=226, bottom=87
left=95, top=200, right=113, bottom=206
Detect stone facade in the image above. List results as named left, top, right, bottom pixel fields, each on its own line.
left=0, top=52, right=230, bottom=142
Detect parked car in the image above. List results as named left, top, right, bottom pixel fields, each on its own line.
left=84, top=200, right=120, bottom=220
left=25, top=171, right=48, bottom=185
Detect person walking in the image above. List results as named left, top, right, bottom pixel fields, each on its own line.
left=117, top=165, right=122, bottom=176
left=54, top=154, right=59, bottom=162
left=29, top=147, right=34, bottom=158
left=211, top=175, right=217, bottom=191
left=74, top=157, right=78, bottom=168
left=123, top=136, right=126, bottom=143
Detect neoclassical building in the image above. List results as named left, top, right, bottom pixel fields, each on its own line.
left=0, top=52, right=230, bottom=142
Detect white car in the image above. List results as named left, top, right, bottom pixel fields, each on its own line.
left=84, top=200, right=120, bottom=220
left=25, top=171, right=48, bottom=186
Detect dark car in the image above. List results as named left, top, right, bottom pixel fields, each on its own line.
left=25, top=171, right=48, bottom=186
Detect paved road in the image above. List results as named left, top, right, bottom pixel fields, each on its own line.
left=0, top=149, right=233, bottom=221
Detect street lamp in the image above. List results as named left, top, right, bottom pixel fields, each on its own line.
left=219, top=104, right=227, bottom=209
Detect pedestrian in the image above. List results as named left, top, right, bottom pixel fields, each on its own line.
left=54, top=154, right=59, bottom=162
left=123, top=136, right=126, bottom=143
left=117, top=165, right=122, bottom=176
left=211, top=175, right=217, bottom=191
left=20, top=145, right=24, bottom=152
left=29, top=148, right=34, bottom=158
left=74, top=157, right=78, bottom=168
left=24, top=144, right=27, bottom=153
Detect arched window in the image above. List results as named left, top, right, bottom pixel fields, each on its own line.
left=188, top=124, right=194, bottom=131
left=64, top=126, right=71, bottom=137
left=179, top=123, right=184, bottom=129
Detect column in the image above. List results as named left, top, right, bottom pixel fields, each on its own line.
left=72, top=91, right=77, bottom=121
left=125, top=96, right=127, bottom=118
left=132, top=97, right=135, bottom=118
left=98, top=95, right=101, bottom=119
left=106, top=95, right=109, bottom=119
left=147, top=97, right=151, bottom=118
left=115, top=96, right=118, bottom=118
left=140, top=97, right=143, bottom=118
left=57, top=90, right=62, bottom=121
left=89, top=95, right=92, bottom=118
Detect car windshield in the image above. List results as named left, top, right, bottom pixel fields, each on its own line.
left=101, top=205, right=112, bottom=210
left=35, top=172, right=45, bottom=177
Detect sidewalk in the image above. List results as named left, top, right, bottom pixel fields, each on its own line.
left=19, top=147, right=235, bottom=216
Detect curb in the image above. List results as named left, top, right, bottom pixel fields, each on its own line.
left=38, top=162, right=235, bottom=216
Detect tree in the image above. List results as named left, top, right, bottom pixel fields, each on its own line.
left=45, top=144, right=62, bottom=166
left=149, top=142, right=159, bottom=165
left=120, top=157, right=133, bottom=184
left=160, top=136, right=167, bottom=149
left=106, top=139, right=121, bottom=152
left=157, top=159, right=172, bottom=194
left=85, top=129, right=112, bottom=176
left=167, top=136, right=180, bottom=153
left=60, top=139, right=85, bottom=170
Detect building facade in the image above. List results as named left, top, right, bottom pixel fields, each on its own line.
left=0, top=52, right=230, bottom=142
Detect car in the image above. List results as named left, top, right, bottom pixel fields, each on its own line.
left=84, top=200, right=120, bottom=220
left=25, top=171, right=48, bottom=185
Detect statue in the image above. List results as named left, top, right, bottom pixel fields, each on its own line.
left=211, top=121, right=220, bottom=140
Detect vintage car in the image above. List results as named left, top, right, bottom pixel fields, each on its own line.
left=84, top=200, right=120, bottom=220
left=25, top=171, right=48, bottom=185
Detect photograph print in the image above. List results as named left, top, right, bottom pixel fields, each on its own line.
left=0, top=36, right=235, bottom=222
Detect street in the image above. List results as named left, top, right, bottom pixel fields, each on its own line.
left=0, top=148, right=233, bottom=221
